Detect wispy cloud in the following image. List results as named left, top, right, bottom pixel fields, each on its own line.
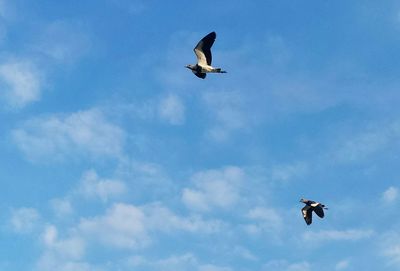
left=202, top=91, right=249, bottom=141
left=382, top=186, right=399, bottom=204
left=302, top=229, right=374, bottom=244
left=182, top=166, right=244, bottom=212
left=232, top=246, right=258, bottom=261
left=127, top=253, right=232, bottom=271
left=36, top=225, right=96, bottom=271
left=12, top=108, right=125, bottom=161
left=158, top=94, right=185, bottom=125
left=270, top=161, right=308, bottom=183
left=142, top=203, right=224, bottom=234
left=79, top=203, right=149, bottom=249
left=335, top=259, right=350, bottom=270
left=78, top=202, right=223, bottom=249
left=380, top=232, right=400, bottom=268
left=10, top=207, right=40, bottom=234
left=199, top=265, right=232, bottom=271
left=50, top=198, right=73, bottom=218
left=330, top=120, right=400, bottom=164
left=77, top=169, right=126, bottom=202
left=115, top=160, right=175, bottom=202
left=263, top=260, right=311, bottom=271
left=42, top=225, right=85, bottom=260
left=0, top=59, right=43, bottom=109
left=244, top=207, right=283, bottom=235
left=32, top=20, right=91, bottom=63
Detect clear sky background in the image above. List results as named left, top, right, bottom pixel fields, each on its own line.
left=1, top=1, right=400, bottom=270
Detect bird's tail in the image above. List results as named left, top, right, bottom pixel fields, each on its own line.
left=214, top=68, right=227, bottom=73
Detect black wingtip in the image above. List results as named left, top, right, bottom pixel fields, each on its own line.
left=206, top=31, right=216, bottom=39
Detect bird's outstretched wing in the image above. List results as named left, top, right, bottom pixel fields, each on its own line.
left=193, top=71, right=206, bottom=79
left=314, top=205, right=325, bottom=218
left=302, top=206, right=313, bottom=225
left=194, top=32, right=216, bottom=66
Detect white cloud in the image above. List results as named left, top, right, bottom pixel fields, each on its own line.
left=42, top=225, right=85, bottom=260
left=143, top=203, right=224, bottom=234
left=127, top=253, right=231, bottom=271
left=270, top=162, right=308, bottom=182
left=382, top=186, right=399, bottom=204
left=76, top=202, right=223, bottom=250
left=77, top=169, right=126, bottom=202
left=127, top=253, right=197, bottom=270
left=384, top=245, right=400, bottom=266
left=263, top=260, right=311, bottom=271
left=115, top=160, right=177, bottom=202
left=182, top=166, right=244, bottom=212
left=78, top=202, right=223, bottom=250
left=245, top=207, right=283, bottom=235
left=335, top=259, right=350, bottom=270
left=198, top=264, right=232, bottom=271
left=331, top=121, right=400, bottom=164
left=202, top=91, right=249, bottom=141
left=33, top=20, right=91, bottom=63
left=302, top=229, right=373, bottom=244
left=158, top=94, right=185, bottom=125
left=232, top=246, right=258, bottom=261
left=0, top=59, right=43, bottom=108
left=79, top=203, right=149, bottom=249
left=37, top=259, right=98, bottom=271
left=10, top=207, right=40, bottom=233
left=50, top=198, right=73, bottom=218
left=380, top=232, right=400, bottom=267
left=37, top=225, right=92, bottom=271
left=12, top=109, right=125, bottom=161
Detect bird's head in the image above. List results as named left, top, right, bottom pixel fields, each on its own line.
left=185, top=64, right=195, bottom=70
left=299, top=198, right=307, bottom=203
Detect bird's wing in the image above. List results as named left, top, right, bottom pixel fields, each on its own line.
left=193, top=71, right=206, bottom=79
left=314, top=205, right=325, bottom=218
left=194, top=32, right=216, bottom=66
left=302, top=206, right=313, bottom=225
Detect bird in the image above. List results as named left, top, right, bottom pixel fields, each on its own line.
left=300, top=198, right=328, bottom=225
left=185, top=31, right=227, bottom=79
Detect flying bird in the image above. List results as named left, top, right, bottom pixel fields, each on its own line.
left=300, top=198, right=328, bottom=225
left=185, top=31, right=227, bottom=79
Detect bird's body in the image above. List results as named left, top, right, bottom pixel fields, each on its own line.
left=186, top=31, right=226, bottom=79
left=300, top=198, right=327, bottom=225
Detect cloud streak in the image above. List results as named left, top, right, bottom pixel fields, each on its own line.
left=77, top=169, right=126, bottom=202
left=10, top=207, right=40, bottom=234
left=302, top=229, right=374, bottom=244
left=182, top=166, right=244, bottom=212
left=158, top=94, right=185, bottom=125
left=12, top=108, right=125, bottom=161
left=0, top=59, right=43, bottom=109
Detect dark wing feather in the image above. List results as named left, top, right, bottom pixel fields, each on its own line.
left=314, top=205, right=325, bottom=218
left=194, top=32, right=216, bottom=65
left=194, top=72, right=206, bottom=79
left=302, top=206, right=313, bottom=225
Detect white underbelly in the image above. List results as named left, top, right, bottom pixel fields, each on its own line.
left=199, top=65, right=214, bottom=73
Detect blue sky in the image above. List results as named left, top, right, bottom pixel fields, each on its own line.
left=1, top=0, right=400, bottom=270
